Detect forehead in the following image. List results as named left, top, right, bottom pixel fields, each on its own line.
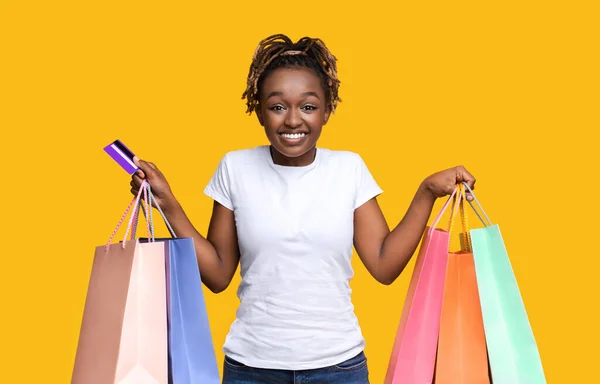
left=260, top=67, right=325, bottom=97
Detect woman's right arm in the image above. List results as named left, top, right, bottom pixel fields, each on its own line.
left=131, top=158, right=240, bottom=294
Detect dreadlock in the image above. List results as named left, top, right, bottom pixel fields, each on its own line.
left=242, top=34, right=341, bottom=115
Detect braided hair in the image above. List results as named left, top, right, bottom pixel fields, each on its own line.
left=242, top=34, right=341, bottom=115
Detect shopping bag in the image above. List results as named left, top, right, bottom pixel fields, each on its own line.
left=72, top=180, right=168, bottom=384
left=462, top=182, right=547, bottom=384
left=142, top=189, right=221, bottom=384
left=434, top=184, right=489, bottom=384
left=384, top=186, right=462, bottom=384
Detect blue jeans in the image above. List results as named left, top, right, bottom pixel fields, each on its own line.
left=222, top=351, right=370, bottom=384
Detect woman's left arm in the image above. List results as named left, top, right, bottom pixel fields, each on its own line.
left=353, top=165, right=476, bottom=285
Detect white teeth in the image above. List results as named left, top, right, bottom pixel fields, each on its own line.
left=281, top=133, right=306, bottom=139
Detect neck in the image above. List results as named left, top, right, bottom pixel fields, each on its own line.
left=270, top=146, right=317, bottom=167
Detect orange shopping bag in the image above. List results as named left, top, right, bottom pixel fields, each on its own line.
left=434, top=184, right=489, bottom=383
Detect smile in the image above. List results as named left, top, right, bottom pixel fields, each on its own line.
left=279, top=132, right=307, bottom=139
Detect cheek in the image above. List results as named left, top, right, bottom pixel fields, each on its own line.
left=307, top=112, right=326, bottom=128
left=262, top=115, right=282, bottom=133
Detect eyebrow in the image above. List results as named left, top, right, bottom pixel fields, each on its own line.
left=266, top=91, right=321, bottom=100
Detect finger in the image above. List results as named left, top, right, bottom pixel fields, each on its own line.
left=146, top=161, right=164, bottom=177
left=146, top=162, right=157, bottom=170
left=460, top=173, right=476, bottom=201
left=133, top=160, right=146, bottom=179
left=131, top=173, right=144, bottom=186
left=463, top=177, right=476, bottom=190
left=135, top=169, right=146, bottom=179
left=456, top=166, right=476, bottom=189
left=130, top=179, right=143, bottom=190
left=133, top=157, right=156, bottom=178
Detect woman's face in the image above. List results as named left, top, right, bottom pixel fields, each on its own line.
left=257, top=67, right=331, bottom=166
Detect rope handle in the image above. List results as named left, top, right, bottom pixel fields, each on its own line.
left=122, top=181, right=152, bottom=247
left=459, top=185, right=472, bottom=251
left=461, top=182, right=492, bottom=227
left=105, top=180, right=155, bottom=251
left=146, top=186, right=177, bottom=238
left=105, top=179, right=178, bottom=252
left=130, top=185, right=155, bottom=241
left=130, top=182, right=177, bottom=240
left=105, top=180, right=146, bottom=251
left=421, top=182, right=493, bottom=252
left=447, top=184, right=465, bottom=240
left=446, top=184, right=474, bottom=251
left=428, top=185, right=460, bottom=237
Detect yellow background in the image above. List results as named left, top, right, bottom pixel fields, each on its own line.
left=1, top=0, right=598, bottom=382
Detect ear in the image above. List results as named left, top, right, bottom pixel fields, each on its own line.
left=255, top=105, right=264, bottom=126
left=322, top=106, right=332, bottom=125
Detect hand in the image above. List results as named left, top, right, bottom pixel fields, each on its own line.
left=130, top=157, right=176, bottom=211
left=422, top=165, right=476, bottom=201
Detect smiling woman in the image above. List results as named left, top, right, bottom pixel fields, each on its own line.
left=257, top=67, right=329, bottom=165
left=243, top=34, right=341, bottom=166
left=129, top=33, right=478, bottom=384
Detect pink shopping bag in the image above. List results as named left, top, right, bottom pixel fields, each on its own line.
left=72, top=181, right=168, bottom=384
left=385, top=187, right=462, bottom=384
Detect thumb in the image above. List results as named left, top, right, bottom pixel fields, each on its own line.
left=133, top=156, right=153, bottom=178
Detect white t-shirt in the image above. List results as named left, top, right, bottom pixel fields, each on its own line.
left=203, top=145, right=383, bottom=370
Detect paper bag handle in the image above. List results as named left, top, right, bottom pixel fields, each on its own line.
left=461, top=182, right=492, bottom=227
left=127, top=181, right=178, bottom=241
left=130, top=182, right=177, bottom=239
left=105, top=180, right=152, bottom=251
left=145, top=185, right=177, bottom=238
left=428, top=185, right=462, bottom=237
left=447, top=184, right=466, bottom=239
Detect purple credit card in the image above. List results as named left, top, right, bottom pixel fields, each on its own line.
left=103, top=139, right=139, bottom=174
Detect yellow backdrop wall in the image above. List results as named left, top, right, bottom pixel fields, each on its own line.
left=1, top=1, right=597, bottom=382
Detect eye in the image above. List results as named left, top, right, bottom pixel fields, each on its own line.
left=270, top=105, right=285, bottom=111
left=302, top=105, right=317, bottom=111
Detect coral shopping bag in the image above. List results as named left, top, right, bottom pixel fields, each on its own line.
left=141, top=187, right=221, bottom=384
left=384, top=186, right=462, bottom=384
left=434, top=184, right=489, bottom=384
left=72, top=180, right=168, bottom=384
left=462, top=182, right=547, bottom=384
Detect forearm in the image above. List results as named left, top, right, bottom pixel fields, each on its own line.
left=161, top=197, right=230, bottom=291
left=378, top=182, right=437, bottom=283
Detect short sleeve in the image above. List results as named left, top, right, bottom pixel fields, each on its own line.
left=203, top=153, right=234, bottom=211
left=354, top=154, right=383, bottom=209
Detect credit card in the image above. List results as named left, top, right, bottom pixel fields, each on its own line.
left=103, top=139, right=139, bottom=174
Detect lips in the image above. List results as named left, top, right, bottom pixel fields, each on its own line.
left=279, top=132, right=308, bottom=139
left=278, top=131, right=309, bottom=145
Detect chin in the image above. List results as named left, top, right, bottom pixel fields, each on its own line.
left=272, top=141, right=315, bottom=159
left=275, top=146, right=310, bottom=158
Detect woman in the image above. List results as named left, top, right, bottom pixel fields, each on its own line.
left=131, top=34, right=476, bottom=384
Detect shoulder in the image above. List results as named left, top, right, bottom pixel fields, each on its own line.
left=318, top=148, right=367, bottom=169
left=216, top=146, right=268, bottom=169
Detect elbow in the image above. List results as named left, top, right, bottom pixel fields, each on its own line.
left=375, top=264, right=407, bottom=286
left=373, top=269, right=397, bottom=285
left=206, top=278, right=231, bottom=294
left=208, top=285, right=226, bottom=294
left=377, top=275, right=397, bottom=286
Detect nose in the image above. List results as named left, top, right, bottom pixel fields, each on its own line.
left=284, top=109, right=302, bottom=128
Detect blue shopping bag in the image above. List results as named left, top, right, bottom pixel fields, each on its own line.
left=165, top=237, right=220, bottom=384
left=138, top=184, right=221, bottom=384
left=462, top=182, right=546, bottom=384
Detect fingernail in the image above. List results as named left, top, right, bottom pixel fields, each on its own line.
left=133, top=156, right=140, bottom=165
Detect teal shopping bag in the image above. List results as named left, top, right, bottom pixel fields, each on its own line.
left=462, top=182, right=546, bottom=384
